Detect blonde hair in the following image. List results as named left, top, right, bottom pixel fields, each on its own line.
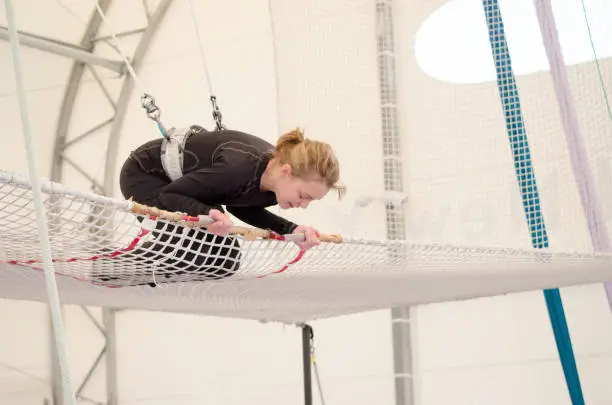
left=272, top=128, right=346, bottom=198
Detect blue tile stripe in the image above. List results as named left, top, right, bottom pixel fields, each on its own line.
left=481, top=1, right=585, bottom=403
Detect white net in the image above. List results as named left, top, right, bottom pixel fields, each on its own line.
left=1, top=170, right=612, bottom=323
left=2, top=1, right=612, bottom=325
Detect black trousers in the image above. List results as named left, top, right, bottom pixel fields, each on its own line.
left=110, top=147, right=241, bottom=286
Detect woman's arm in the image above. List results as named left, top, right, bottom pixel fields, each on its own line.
left=159, top=165, right=298, bottom=235
left=226, top=206, right=298, bottom=235
left=159, top=166, right=239, bottom=216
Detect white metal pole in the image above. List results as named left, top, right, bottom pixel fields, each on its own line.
left=3, top=1, right=77, bottom=404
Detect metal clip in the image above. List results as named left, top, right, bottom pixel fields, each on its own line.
left=141, top=93, right=161, bottom=121
left=210, top=95, right=225, bottom=130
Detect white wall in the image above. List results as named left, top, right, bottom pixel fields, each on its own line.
left=1, top=0, right=612, bottom=405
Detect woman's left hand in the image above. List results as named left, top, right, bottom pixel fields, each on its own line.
left=292, top=225, right=321, bottom=251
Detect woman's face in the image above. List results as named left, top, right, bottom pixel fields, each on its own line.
left=274, top=164, right=329, bottom=209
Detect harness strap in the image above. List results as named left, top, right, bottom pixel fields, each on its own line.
left=160, top=127, right=193, bottom=181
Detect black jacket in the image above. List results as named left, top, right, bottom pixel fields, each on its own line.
left=128, top=127, right=298, bottom=235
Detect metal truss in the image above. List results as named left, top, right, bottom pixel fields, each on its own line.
left=1, top=1, right=174, bottom=404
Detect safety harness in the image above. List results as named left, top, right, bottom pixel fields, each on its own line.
left=159, top=127, right=193, bottom=181
left=141, top=93, right=224, bottom=181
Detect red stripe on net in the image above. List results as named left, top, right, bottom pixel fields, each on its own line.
left=4, top=218, right=305, bottom=284
left=273, top=249, right=306, bottom=274
left=3, top=225, right=153, bottom=288
left=6, top=214, right=204, bottom=268
left=7, top=227, right=151, bottom=267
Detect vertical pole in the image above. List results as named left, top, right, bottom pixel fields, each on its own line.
left=49, top=308, right=64, bottom=405
left=376, top=1, right=414, bottom=404
left=301, top=324, right=313, bottom=405
left=103, top=308, right=118, bottom=405
left=482, top=1, right=585, bottom=403
left=3, top=1, right=76, bottom=404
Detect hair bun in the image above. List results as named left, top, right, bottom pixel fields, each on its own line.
left=275, top=128, right=304, bottom=150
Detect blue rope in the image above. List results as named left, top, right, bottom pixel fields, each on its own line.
left=156, top=122, right=167, bottom=138
left=481, top=1, right=584, bottom=403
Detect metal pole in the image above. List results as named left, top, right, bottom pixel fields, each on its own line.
left=103, top=309, right=118, bottom=405
left=0, top=25, right=124, bottom=73
left=3, top=1, right=77, bottom=404
left=375, top=1, right=414, bottom=404
left=301, top=324, right=313, bottom=405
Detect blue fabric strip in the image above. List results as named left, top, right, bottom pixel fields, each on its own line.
left=481, top=1, right=584, bottom=403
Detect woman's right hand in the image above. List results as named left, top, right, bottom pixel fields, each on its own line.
left=207, top=209, right=233, bottom=236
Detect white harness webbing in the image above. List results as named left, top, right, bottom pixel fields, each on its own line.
left=160, top=127, right=193, bottom=181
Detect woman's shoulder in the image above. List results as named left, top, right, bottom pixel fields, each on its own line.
left=213, top=129, right=274, bottom=157
left=217, top=129, right=273, bottom=145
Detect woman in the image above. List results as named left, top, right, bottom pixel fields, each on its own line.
left=109, top=125, right=344, bottom=286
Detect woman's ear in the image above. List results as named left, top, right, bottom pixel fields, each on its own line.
left=280, top=163, right=292, bottom=177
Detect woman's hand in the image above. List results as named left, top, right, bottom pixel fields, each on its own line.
left=207, top=208, right=233, bottom=236
left=292, top=225, right=321, bottom=251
